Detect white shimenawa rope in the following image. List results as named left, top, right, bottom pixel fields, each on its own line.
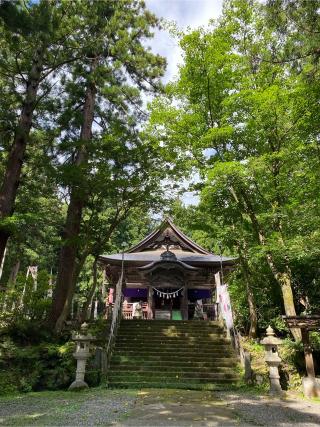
left=152, top=287, right=184, bottom=299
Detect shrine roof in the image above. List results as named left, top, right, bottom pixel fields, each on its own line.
left=99, top=218, right=235, bottom=266
left=99, top=218, right=236, bottom=267
left=99, top=249, right=235, bottom=267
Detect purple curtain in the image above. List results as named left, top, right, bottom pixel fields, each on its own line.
left=188, top=289, right=211, bottom=299
left=124, top=288, right=148, bottom=298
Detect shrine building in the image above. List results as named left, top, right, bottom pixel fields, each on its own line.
left=99, top=217, right=235, bottom=321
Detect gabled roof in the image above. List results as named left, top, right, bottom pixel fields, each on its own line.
left=99, top=217, right=236, bottom=267
left=127, top=217, right=210, bottom=254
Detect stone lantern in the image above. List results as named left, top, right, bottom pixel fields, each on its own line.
left=260, top=325, right=283, bottom=395
left=69, top=323, right=96, bottom=390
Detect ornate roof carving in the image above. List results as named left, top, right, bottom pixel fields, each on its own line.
left=127, top=217, right=210, bottom=254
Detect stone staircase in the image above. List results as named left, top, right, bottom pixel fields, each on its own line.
left=108, top=320, right=239, bottom=389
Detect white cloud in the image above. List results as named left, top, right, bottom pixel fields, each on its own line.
left=145, top=0, right=223, bottom=82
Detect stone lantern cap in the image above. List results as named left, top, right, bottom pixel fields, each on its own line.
left=72, top=322, right=96, bottom=342
left=260, top=325, right=283, bottom=346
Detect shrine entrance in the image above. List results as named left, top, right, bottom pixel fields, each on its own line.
left=139, top=253, right=190, bottom=320
left=153, top=287, right=183, bottom=320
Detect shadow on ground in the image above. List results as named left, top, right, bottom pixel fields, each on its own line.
left=118, top=389, right=320, bottom=427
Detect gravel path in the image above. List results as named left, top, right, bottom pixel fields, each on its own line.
left=0, top=389, right=137, bottom=426
left=219, top=391, right=320, bottom=427
left=0, top=388, right=319, bottom=426
left=118, top=389, right=320, bottom=427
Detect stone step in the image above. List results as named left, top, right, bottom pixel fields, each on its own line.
left=109, top=365, right=236, bottom=373
left=115, top=342, right=231, bottom=353
left=119, top=323, right=223, bottom=331
left=119, top=323, right=222, bottom=330
left=111, top=357, right=237, bottom=367
left=113, top=347, right=234, bottom=360
left=108, top=371, right=239, bottom=380
left=111, top=354, right=237, bottom=363
left=109, top=319, right=238, bottom=389
left=117, top=329, right=225, bottom=338
left=115, top=344, right=229, bottom=350
left=114, top=352, right=233, bottom=359
left=119, top=325, right=223, bottom=331
left=121, top=320, right=220, bottom=324
left=116, top=337, right=225, bottom=343
left=108, top=381, right=234, bottom=390
left=116, top=338, right=230, bottom=350
left=117, top=334, right=226, bottom=342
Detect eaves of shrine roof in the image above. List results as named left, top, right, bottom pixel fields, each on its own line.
left=138, top=251, right=200, bottom=272
left=99, top=249, right=235, bottom=267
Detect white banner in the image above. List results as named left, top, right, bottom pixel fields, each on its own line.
left=27, top=266, right=38, bottom=280
left=215, top=272, right=234, bottom=329
left=26, top=266, right=38, bottom=291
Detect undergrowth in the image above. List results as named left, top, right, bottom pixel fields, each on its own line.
left=0, top=319, right=103, bottom=395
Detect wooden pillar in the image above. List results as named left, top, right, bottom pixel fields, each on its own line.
left=302, top=328, right=315, bottom=378
left=101, top=268, right=106, bottom=299
left=181, top=285, right=188, bottom=320
left=147, top=285, right=153, bottom=319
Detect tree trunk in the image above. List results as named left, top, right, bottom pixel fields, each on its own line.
left=8, top=259, right=20, bottom=285
left=55, top=212, right=124, bottom=327
left=236, top=186, right=301, bottom=341
left=0, top=246, right=7, bottom=282
left=0, top=47, right=45, bottom=265
left=239, top=252, right=258, bottom=338
left=51, top=203, right=125, bottom=330
left=55, top=251, right=89, bottom=329
left=79, top=258, right=98, bottom=323
left=48, top=63, right=97, bottom=332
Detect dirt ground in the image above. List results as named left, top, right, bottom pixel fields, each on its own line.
left=118, top=389, right=320, bottom=427
left=0, top=387, right=319, bottom=426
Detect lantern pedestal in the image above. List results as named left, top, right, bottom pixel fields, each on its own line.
left=267, top=358, right=283, bottom=395
left=69, top=323, right=96, bottom=391
left=261, top=326, right=284, bottom=396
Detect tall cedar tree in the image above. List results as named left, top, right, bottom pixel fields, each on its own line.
left=48, top=0, right=165, bottom=331
left=0, top=0, right=88, bottom=265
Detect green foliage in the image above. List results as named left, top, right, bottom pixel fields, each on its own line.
left=0, top=270, right=53, bottom=329
left=241, top=337, right=303, bottom=390
left=279, top=338, right=306, bottom=389
left=0, top=317, right=109, bottom=395
left=0, top=336, right=76, bottom=394
left=0, top=0, right=169, bottom=329
left=0, top=371, right=18, bottom=395
left=310, top=332, right=320, bottom=351
left=149, top=0, right=320, bottom=336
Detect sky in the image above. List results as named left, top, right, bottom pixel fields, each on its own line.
left=144, top=0, right=223, bottom=205
left=145, top=0, right=223, bottom=82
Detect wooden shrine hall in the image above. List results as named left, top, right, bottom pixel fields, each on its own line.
left=99, top=218, right=235, bottom=321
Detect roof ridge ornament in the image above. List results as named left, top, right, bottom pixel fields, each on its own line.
left=160, top=249, right=177, bottom=262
